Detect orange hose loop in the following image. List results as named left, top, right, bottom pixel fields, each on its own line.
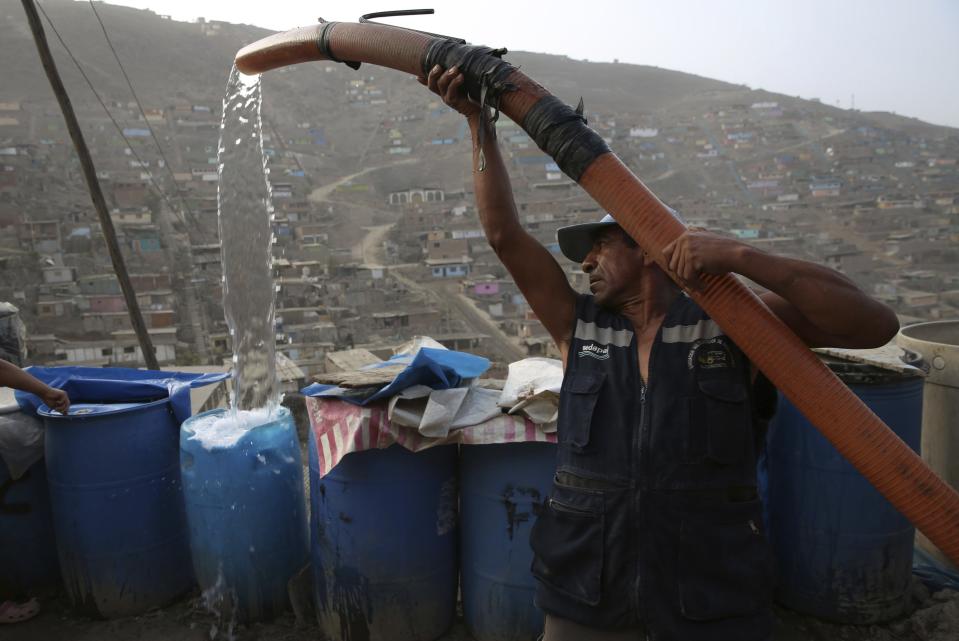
left=235, top=22, right=959, bottom=566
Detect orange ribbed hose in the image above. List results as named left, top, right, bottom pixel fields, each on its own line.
left=236, top=22, right=959, bottom=565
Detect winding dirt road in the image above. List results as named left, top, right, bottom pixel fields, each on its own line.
left=308, top=159, right=419, bottom=204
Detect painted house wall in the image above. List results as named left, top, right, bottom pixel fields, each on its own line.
left=89, top=295, right=126, bottom=313
left=473, top=282, right=500, bottom=296
left=42, top=267, right=73, bottom=284
left=431, top=264, right=470, bottom=278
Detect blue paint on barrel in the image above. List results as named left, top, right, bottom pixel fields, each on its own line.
left=0, top=459, right=61, bottom=598
left=309, top=433, right=457, bottom=641
left=461, top=442, right=556, bottom=641
left=40, top=400, right=193, bottom=617
left=180, top=407, right=309, bottom=622
left=762, top=365, right=923, bottom=624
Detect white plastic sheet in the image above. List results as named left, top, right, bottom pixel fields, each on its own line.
left=388, top=385, right=503, bottom=438
left=498, top=357, right=564, bottom=429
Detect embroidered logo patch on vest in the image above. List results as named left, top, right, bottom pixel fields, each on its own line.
left=687, top=337, right=735, bottom=370
left=578, top=342, right=610, bottom=360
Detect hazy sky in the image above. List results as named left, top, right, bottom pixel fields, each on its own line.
left=89, top=0, right=958, bottom=128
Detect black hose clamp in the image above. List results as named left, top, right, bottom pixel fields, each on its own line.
left=317, top=21, right=361, bottom=71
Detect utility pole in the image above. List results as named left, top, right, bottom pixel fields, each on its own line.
left=20, top=0, right=159, bottom=370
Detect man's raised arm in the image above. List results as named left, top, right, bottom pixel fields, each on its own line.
left=420, top=66, right=577, bottom=353
left=662, top=230, right=900, bottom=349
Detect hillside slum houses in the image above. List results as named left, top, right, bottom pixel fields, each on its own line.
left=382, top=107, right=958, bottom=362
left=1, top=72, right=958, bottom=376
left=0, top=69, right=474, bottom=376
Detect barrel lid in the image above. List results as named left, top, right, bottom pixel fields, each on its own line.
left=897, top=321, right=959, bottom=388
left=38, top=398, right=167, bottom=419
left=814, top=344, right=924, bottom=385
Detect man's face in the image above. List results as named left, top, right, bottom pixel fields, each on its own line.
left=581, top=226, right=646, bottom=308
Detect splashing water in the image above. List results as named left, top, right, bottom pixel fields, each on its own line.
left=200, top=564, right=238, bottom=641
left=218, top=65, right=277, bottom=413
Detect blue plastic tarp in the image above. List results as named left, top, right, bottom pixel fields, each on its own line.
left=15, top=366, right=229, bottom=424
left=301, top=347, right=489, bottom=406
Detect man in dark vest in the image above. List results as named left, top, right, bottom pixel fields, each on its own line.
left=421, top=65, right=900, bottom=641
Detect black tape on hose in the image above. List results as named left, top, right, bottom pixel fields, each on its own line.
left=317, top=22, right=361, bottom=70
left=423, top=39, right=518, bottom=171
left=522, top=95, right=611, bottom=182
left=422, top=40, right=515, bottom=103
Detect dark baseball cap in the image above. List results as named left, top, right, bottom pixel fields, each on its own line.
left=556, top=213, right=619, bottom=263
left=556, top=207, right=684, bottom=262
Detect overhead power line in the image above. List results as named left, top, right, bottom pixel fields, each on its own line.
left=86, top=0, right=200, bottom=229
left=21, top=0, right=159, bottom=370
left=33, top=0, right=194, bottom=234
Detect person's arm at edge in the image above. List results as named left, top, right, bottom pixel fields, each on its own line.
left=0, top=359, right=70, bottom=413
left=662, top=231, right=899, bottom=349
left=420, top=66, right=577, bottom=355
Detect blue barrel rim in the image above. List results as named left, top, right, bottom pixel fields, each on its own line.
left=181, top=406, right=292, bottom=441
left=38, top=396, right=171, bottom=419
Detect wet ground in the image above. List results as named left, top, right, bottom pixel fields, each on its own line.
left=5, top=584, right=958, bottom=641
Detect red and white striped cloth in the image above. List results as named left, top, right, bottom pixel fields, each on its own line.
left=306, top=397, right=557, bottom=477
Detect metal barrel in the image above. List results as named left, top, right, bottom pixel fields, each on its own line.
left=898, top=320, right=959, bottom=570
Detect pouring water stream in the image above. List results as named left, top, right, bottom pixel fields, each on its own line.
left=217, top=65, right=278, bottom=416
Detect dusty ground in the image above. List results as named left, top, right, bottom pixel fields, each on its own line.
left=772, top=584, right=959, bottom=641
left=3, top=591, right=474, bottom=641
left=5, top=584, right=958, bottom=641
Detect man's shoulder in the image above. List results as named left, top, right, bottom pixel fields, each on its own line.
left=666, top=292, right=709, bottom=324
left=577, top=294, right=624, bottom=321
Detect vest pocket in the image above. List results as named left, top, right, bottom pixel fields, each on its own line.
left=687, top=379, right=750, bottom=465
left=559, top=371, right=606, bottom=451
left=677, top=498, right=773, bottom=621
left=530, top=485, right=605, bottom=606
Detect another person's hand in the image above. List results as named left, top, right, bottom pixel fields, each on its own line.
left=417, top=65, right=481, bottom=120
left=41, top=386, right=70, bottom=414
left=662, top=230, right=746, bottom=292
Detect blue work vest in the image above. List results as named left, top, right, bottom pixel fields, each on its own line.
left=530, top=293, right=775, bottom=641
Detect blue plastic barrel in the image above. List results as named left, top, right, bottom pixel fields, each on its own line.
left=762, top=359, right=923, bottom=623
left=461, top=442, right=556, bottom=641
left=309, top=433, right=457, bottom=641
left=180, top=407, right=308, bottom=622
left=40, top=399, right=193, bottom=617
left=0, top=459, right=61, bottom=598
